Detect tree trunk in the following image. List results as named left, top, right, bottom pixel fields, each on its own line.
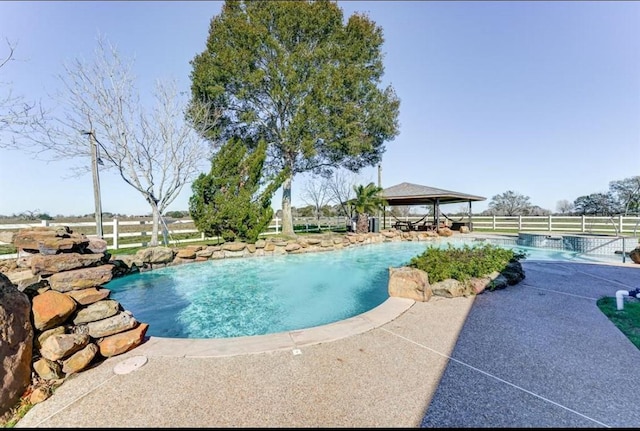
left=356, top=213, right=369, bottom=234
left=281, top=175, right=295, bottom=237
left=150, top=204, right=160, bottom=246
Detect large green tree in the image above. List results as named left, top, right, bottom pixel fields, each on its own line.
left=573, top=192, right=618, bottom=216
left=189, top=137, right=284, bottom=243
left=189, top=0, right=400, bottom=236
left=571, top=176, right=640, bottom=216
left=487, top=191, right=532, bottom=216
left=609, top=176, right=640, bottom=215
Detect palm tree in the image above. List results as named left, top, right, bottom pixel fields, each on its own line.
left=348, top=182, right=387, bottom=233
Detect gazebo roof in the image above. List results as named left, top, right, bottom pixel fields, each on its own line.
left=381, top=182, right=486, bottom=206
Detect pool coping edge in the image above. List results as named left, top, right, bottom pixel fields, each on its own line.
left=130, top=296, right=416, bottom=358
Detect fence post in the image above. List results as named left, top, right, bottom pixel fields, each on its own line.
left=275, top=217, right=279, bottom=234
left=518, top=215, right=522, bottom=231
left=548, top=215, right=552, bottom=232
left=113, top=218, right=119, bottom=249
left=619, top=214, right=624, bottom=234
left=581, top=215, right=585, bottom=233
left=492, top=215, right=496, bottom=231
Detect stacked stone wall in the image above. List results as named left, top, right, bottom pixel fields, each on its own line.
left=0, top=227, right=149, bottom=418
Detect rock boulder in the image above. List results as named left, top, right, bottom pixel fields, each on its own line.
left=388, top=266, right=432, bottom=302
left=0, top=273, right=33, bottom=418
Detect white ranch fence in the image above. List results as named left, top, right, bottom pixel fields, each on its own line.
left=0, top=216, right=349, bottom=259
left=389, top=214, right=640, bottom=235
left=1, top=214, right=640, bottom=260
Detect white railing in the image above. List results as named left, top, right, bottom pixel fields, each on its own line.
left=2, top=215, right=639, bottom=259
left=381, top=214, right=640, bottom=235
left=468, top=214, right=640, bottom=236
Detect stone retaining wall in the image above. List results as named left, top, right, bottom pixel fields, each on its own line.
left=0, top=226, right=150, bottom=419
left=111, top=227, right=448, bottom=271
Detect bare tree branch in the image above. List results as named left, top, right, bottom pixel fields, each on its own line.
left=325, top=169, right=361, bottom=217
left=0, top=38, right=15, bottom=69
left=300, top=175, right=332, bottom=221
left=10, top=35, right=221, bottom=245
left=0, top=39, right=40, bottom=148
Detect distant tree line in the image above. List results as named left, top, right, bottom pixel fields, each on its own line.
left=480, top=176, right=640, bottom=217
left=0, top=211, right=155, bottom=221
left=0, top=210, right=53, bottom=221
left=4, top=175, right=638, bottom=224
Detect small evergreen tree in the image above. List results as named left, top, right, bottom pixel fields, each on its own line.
left=348, top=182, right=386, bottom=233
left=189, top=138, right=285, bottom=243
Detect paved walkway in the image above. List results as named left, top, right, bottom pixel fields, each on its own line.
left=16, top=259, right=640, bottom=427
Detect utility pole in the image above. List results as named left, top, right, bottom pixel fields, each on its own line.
left=377, top=163, right=382, bottom=229
left=85, top=130, right=103, bottom=238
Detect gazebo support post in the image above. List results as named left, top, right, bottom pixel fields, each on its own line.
left=383, top=206, right=386, bottom=230
left=432, top=201, right=436, bottom=225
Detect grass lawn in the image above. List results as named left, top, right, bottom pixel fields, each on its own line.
left=597, top=296, right=640, bottom=350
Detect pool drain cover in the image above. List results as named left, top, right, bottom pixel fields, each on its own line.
left=113, top=355, right=148, bottom=375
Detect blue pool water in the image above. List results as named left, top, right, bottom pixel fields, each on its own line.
left=105, top=239, right=625, bottom=339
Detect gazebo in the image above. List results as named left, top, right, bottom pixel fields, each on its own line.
left=380, top=182, right=486, bottom=231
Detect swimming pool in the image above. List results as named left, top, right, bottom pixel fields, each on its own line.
left=106, top=241, right=430, bottom=339
left=105, top=238, right=626, bottom=339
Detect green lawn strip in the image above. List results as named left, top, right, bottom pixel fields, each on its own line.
left=0, top=244, right=16, bottom=255
left=597, top=297, right=640, bottom=350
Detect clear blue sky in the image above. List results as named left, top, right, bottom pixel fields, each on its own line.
left=0, top=1, right=638, bottom=216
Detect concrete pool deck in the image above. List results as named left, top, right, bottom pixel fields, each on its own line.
left=15, top=258, right=640, bottom=427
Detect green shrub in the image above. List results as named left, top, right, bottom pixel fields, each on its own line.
left=407, top=243, right=526, bottom=283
